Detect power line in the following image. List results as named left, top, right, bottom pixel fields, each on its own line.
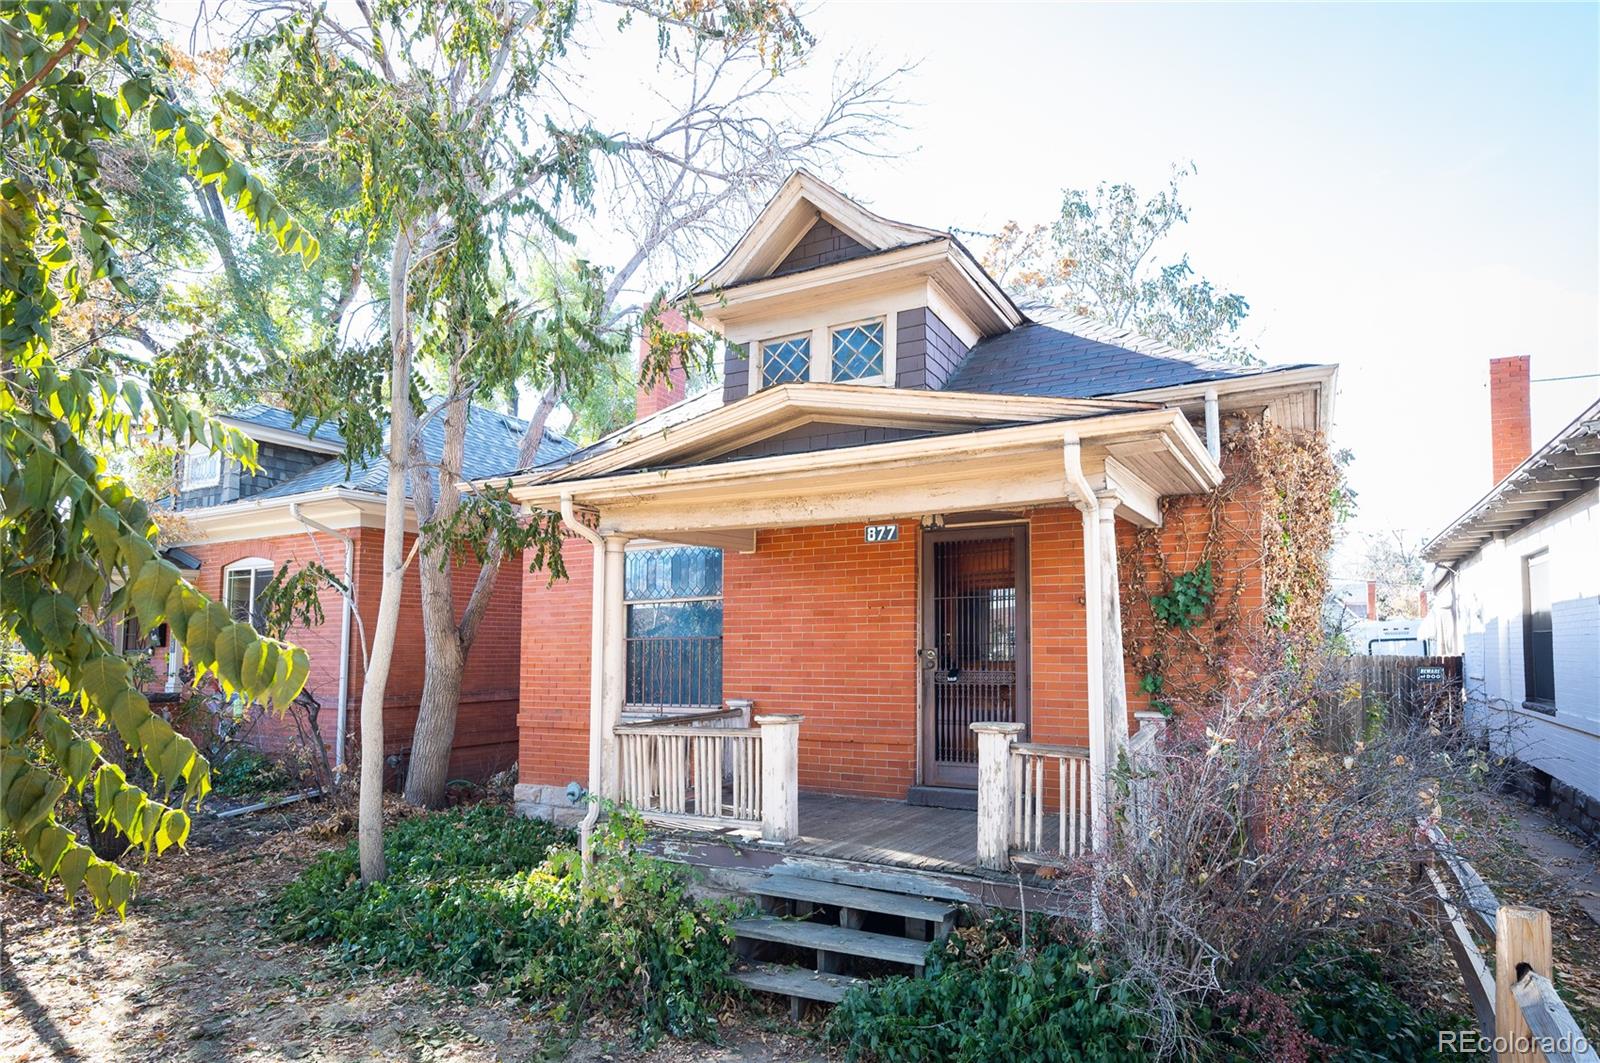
left=1531, top=373, right=1600, bottom=383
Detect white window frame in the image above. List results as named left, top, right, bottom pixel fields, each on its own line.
left=827, top=316, right=889, bottom=386
left=223, top=557, right=275, bottom=632
left=757, top=331, right=814, bottom=390
left=181, top=445, right=223, bottom=490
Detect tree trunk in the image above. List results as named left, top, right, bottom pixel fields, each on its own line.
left=401, top=630, right=464, bottom=808
left=356, top=218, right=420, bottom=884
left=399, top=368, right=470, bottom=808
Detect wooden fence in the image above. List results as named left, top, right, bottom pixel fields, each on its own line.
left=1420, top=820, right=1596, bottom=1062
left=1319, top=655, right=1464, bottom=749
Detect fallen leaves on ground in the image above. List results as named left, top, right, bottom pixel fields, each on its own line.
left=1, top=797, right=829, bottom=1062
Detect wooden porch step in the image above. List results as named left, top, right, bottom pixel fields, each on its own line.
left=754, top=874, right=956, bottom=925
left=731, top=917, right=930, bottom=968
left=733, top=961, right=868, bottom=1004
left=773, top=862, right=973, bottom=903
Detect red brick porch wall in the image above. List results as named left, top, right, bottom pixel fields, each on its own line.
left=175, top=527, right=523, bottom=783
left=723, top=521, right=921, bottom=799
left=516, top=500, right=1266, bottom=800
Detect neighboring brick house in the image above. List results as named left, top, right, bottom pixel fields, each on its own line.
left=1425, top=360, right=1600, bottom=838
left=157, top=401, right=574, bottom=783
left=497, top=171, right=1338, bottom=862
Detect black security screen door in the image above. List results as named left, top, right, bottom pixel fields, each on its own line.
left=920, top=526, right=1030, bottom=788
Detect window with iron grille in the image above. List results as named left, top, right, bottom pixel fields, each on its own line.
left=831, top=320, right=884, bottom=382
left=625, top=546, right=723, bottom=707
left=760, top=334, right=810, bottom=387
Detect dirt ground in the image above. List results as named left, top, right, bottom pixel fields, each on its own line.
left=7, top=792, right=1595, bottom=1061
left=1, top=801, right=830, bottom=1063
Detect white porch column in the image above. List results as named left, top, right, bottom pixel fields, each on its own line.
left=599, top=534, right=629, bottom=797
left=756, top=713, right=802, bottom=844
left=1079, top=501, right=1109, bottom=851
left=1097, top=492, right=1131, bottom=775
left=1063, top=434, right=1109, bottom=851
left=972, top=721, right=1024, bottom=871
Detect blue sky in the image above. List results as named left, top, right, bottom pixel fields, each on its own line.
left=784, top=1, right=1599, bottom=552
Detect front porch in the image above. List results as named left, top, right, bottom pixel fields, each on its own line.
left=506, top=384, right=1217, bottom=885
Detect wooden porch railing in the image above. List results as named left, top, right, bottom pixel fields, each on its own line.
left=614, top=705, right=801, bottom=844
left=1010, top=742, right=1092, bottom=861
left=972, top=722, right=1093, bottom=870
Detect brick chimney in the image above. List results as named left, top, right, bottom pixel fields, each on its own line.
left=1418, top=589, right=1429, bottom=618
left=635, top=307, right=689, bottom=420
left=1489, top=356, right=1532, bottom=483
left=1366, top=580, right=1378, bottom=620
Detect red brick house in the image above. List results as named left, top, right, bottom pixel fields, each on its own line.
left=156, top=402, right=573, bottom=783
left=498, top=172, right=1338, bottom=876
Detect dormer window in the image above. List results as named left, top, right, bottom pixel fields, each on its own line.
left=831, top=320, right=885, bottom=383
left=182, top=445, right=222, bottom=490
left=761, top=334, right=811, bottom=387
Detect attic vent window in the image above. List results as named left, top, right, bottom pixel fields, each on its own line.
left=182, top=445, right=222, bottom=490
left=831, top=320, right=885, bottom=382
left=761, top=334, right=810, bottom=387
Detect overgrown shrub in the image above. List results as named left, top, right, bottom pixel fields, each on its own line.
left=1100, top=646, right=1505, bottom=1055
left=212, top=747, right=297, bottom=798
left=274, top=804, right=741, bottom=1043
left=826, top=916, right=1154, bottom=1062
left=1217, top=941, right=1471, bottom=1063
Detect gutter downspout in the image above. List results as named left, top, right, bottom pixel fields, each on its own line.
left=289, top=503, right=354, bottom=773
left=1060, top=434, right=1107, bottom=849
left=1203, top=387, right=1221, bottom=462
left=560, top=491, right=606, bottom=871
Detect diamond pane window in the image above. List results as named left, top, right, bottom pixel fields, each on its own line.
left=761, top=335, right=810, bottom=387
left=624, top=547, right=723, bottom=707
left=831, top=321, right=884, bottom=382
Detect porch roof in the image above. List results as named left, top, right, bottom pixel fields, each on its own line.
left=497, top=390, right=1221, bottom=544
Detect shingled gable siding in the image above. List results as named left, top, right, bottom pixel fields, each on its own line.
left=172, top=441, right=329, bottom=511
left=712, top=421, right=937, bottom=462
left=722, top=341, right=750, bottom=404
left=895, top=306, right=970, bottom=390
left=771, top=217, right=874, bottom=277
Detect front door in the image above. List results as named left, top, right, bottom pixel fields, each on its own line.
left=919, top=525, right=1030, bottom=788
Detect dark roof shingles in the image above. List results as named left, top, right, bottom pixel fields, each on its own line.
left=223, top=403, right=347, bottom=447
left=253, top=401, right=574, bottom=501
left=944, top=313, right=1310, bottom=399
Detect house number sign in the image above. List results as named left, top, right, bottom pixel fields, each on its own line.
left=864, top=523, right=900, bottom=543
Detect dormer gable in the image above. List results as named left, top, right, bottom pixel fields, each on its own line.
left=692, top=171, right=1023, bottom=406
left=699, top=170, right=946, bottom=289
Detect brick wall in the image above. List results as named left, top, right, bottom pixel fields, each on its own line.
left=518, top=536, right=594, bottom=789
left=723, top=520, right=921, bottom=799
left=175, top=524, right=523, bottom=783
left=516, top=497, right=1270, bottom=800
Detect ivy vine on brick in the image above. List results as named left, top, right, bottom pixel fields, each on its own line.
left=1149, top=561, right=1216, bottom=630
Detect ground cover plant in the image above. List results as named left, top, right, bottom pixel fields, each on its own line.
left=826, top=915, right=1154, bottom=1061
left=273, top=804, right=744, bottom=1045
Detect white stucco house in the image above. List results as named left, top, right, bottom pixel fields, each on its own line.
left=1424, top=360, right=1599, bottom=838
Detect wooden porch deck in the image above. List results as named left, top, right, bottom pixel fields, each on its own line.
left=782, top=793, right=980, bottom=873
left=642, top=790, right=1087, bottom=918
